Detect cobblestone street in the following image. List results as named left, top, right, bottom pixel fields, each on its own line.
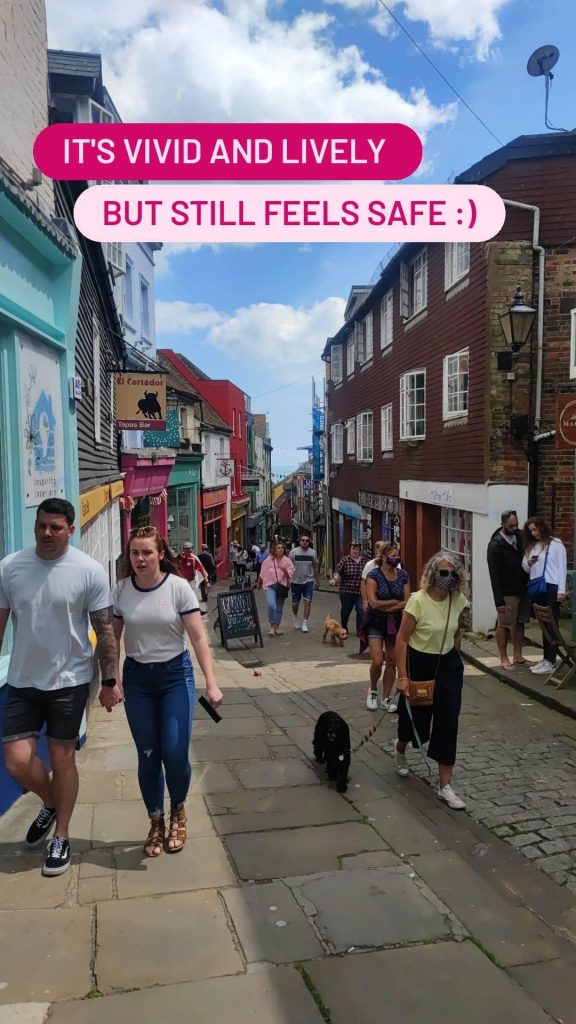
left=229, top=584, right=576, bottom=897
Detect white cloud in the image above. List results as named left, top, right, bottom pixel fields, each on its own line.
left=154, top=243, right=204, bottom=277
left=155, top=300, right=224, bottom=334
left=155, top=294, right=346, bottom=366
left=204, top=297, right=345, bottom=366
left=325, top=0, right=511, bottom=61
left=46, top=1, right=455, bottom=134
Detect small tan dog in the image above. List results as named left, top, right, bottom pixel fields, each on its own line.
left=322, top=614, right=348, bottom=646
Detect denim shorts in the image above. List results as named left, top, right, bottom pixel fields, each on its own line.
left=366, top=627, right=386, bottom=639
left=1, top=683, right=90, bottom=745
left=291, top=580, right=314, bottom=602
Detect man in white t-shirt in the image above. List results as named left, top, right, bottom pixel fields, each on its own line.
left=0, top=499, right=121, bottom=877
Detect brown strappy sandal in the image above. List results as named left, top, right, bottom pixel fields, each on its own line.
left=166, top=804, right=187, bottom=853
left=144, top=814, right=165, bottom=857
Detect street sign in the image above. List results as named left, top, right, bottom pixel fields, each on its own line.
left=114, top=372, right=167, bottom=431
left=216, top=587, right=263, bottom=651
left=556, top=395, right=576, bottom=448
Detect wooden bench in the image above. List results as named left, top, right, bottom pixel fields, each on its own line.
left=532, top=604, right=576, bottom=689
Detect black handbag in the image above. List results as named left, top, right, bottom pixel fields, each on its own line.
left=273, top=560, right=290, bottom=599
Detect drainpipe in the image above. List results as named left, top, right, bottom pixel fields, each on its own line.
left=502, top=199, right=545, bottom=430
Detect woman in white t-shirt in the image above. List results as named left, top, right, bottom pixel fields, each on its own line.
left=112, top=526, right=222, bottom=858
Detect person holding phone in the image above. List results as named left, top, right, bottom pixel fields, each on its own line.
left=522, top=516, right=568, bottom=675
left=112, top=527, right=222, bottom=858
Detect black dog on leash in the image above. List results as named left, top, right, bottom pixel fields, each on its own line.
left=313, top=711, right=351, bottom=793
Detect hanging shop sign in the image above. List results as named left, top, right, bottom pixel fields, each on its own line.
left=114, top=372, right=167, bottom=431
left=556, top=395, right=576, bottom=449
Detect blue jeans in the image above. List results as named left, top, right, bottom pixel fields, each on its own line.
left=265, top=586, right=286, bottom=626
left=122, top=651, right=195, bottom=815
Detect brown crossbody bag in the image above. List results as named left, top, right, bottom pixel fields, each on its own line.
left=408, top=593, right=452, bottom=706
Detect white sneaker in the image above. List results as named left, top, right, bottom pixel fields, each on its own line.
left=366, top=691, right=378, bottom=711
left=438, top=785, right=465, bottom=810
left=394, top=739, right=409, bottom=776
left=301, top=621, right=309, bottom=633
left=529, top=659, right=544, bottom=671
left=293, top=617, right=301, bottom=630
left=382, top=696, right=398, bottom=714
left=530, top=659, right=555, bottom=675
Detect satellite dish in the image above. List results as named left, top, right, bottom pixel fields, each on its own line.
left=527, top=45, right=559, bottom=78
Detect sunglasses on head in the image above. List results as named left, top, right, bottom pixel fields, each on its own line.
left=129, top=526, right=159, bottom=538
left=437, top=569, right=458, bottom=578
left=502, top=510, right=517, bottom=519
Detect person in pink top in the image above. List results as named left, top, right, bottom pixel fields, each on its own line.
left=257, top=541, right=295, bottom=636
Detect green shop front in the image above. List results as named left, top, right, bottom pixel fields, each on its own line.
left=167, top=455, right=202, bottom=552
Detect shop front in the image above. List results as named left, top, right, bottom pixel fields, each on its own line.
left=231, top=497, right=249, bottom=549
left=80, top=479, right=124, bottom=585
left=399, top=479, right=529, bottom=632
left=167, top=455, right=202, bottom=553
left=120, top=452, right=175, bottom=546
left=358, top=490, right=401, bottom=552
left=331, top=497, right=363, bottom=561
left=202, top=486, right=229, bottom=579
left=0, top=174, right=82, bottom=813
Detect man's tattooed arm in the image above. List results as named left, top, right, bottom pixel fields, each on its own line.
left=89, top=606, right=119, bottom=680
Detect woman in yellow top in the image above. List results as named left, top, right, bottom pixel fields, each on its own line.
left=394, top=552, right=468, bottom=810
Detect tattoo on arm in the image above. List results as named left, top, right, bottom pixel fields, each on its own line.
left=89, top=607, right=118, bottom=680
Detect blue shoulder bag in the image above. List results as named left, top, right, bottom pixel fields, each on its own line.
left=527, top=544, right=549, bottom=598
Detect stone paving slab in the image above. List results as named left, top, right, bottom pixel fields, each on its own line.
left=222, top=880, right=324, bottom=963
left=288, top=867, right=456, bottom=952
left=91, top=797, right=214, bottom=847
left=307, top=941, right=553, bottom=1024
left=233, top=758, right=319, bottom=789
left=191, top=737, right=271, bottom=761
left=340, top=850, right=404, bottom=869
left=96, top=889, right=243, bottom=990
left=49, top=967, right=326, bottom=1024
left=355, top=797, right=447, bottom=855
left=193, top=716, right=268, bottom=738
left=114, top=835, right=236, bottom=898
left=0, top=908, right=92, bottom=1003
left=226, top=822, right=387, bottom=880
left=76, top=770, right=119, bottom=803
left=206, top=785, right=360, bottom=834
left=509, top=956, right=576, bottom=1024
left=82, top=744, right=138, bottom=771
left=0, top=854, right=74, bottom=909
left=78, top=849, right=114, bottom=879
left=411, top=849, right=573, bottom=967
left=0, top=1006, right=50, bottom=1024
left=78, top=876, right=114, bottom=904
left=207, top=702, right=259, bottom=717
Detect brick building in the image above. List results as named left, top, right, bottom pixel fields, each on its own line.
left=324, top=131, right=576, bottom=632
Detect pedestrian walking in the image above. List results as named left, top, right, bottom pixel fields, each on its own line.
left=393, top=553, right=468, bottom=809
left=177, top=541, right=208, bottom=614
left=112, top=526, right=222, bottom=858
left=257, top=541, right=295, bottom=637
left=330, top=542, right=369, bottom=636
left=290, top=533, right=320, bottom=633
left=0, top=498, right=120, bottom=877
left=360, top=543, right=410, bottom=713
left=487, top=510, right=532, bottom=670
left=198, top=543, right=217, bottom=603
left=254, top=542, right=269, bottom=581
left=522, top=516, right=568, bottom=675
left=232, top=545, right=249, bottom=580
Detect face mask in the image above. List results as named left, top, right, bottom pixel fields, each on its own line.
left=434, top=571, right=458, bottom=591
left=386, top=556, right=400, bottom=567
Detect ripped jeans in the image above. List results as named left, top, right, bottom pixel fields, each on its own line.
left=122, top=652, right=195, bottom=816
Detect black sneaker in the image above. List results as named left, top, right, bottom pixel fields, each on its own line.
left=42, top=836, right=71, bottom=876
left=26, top=805, right=56, bottom=846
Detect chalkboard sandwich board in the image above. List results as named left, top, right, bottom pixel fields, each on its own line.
left=216, top=587, right=263, bottom=651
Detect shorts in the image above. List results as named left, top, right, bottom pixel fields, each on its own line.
left=366, top=627, right=386, bottom=640
left=291, top=580, right=314, bottom=603
left=497, top=594, right=531, bottom=629
left=1, top=683, right=90, bottom=745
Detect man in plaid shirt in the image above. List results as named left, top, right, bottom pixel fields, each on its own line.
left=331, top=542, right=369, bottom=636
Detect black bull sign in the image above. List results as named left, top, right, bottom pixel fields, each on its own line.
left=114, top=373, right=167, bottom=431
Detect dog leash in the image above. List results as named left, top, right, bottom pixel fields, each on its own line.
left=402, top=696, right=432, bottom=777
left=352, top=710, right=388, bottom=753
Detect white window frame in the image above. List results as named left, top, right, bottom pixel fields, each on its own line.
left=443, top=349, right=469, bottom=420
left=441, top=508, right=472, bottom=584
left=355, top=314, right=373, bottom=364
left=570, top=309, right=576, bottom=379
left=381, top=290, right=393, bottom=350
left=356, top=410, right=373, bottom=462
left=381, top=403, right=393, bottom=452
left=123, top=256, right=133, bottom=322
left=445, top=242, right=470, bottom=290
left=92, top=312, right=101, bottom=444
left=331, top=343, right=343, bottom=383
left=400, top=370, right=426, bottom=441
left=106, top=240, right=125, bottom=276
left=400, top=248, right=428, bottom=320
left=346, top=335, right=356, bottom=376
left=89, top=99, right=115, bottom=124
left=139, top=276, right=150, bottom=340
left=346, top=417, right=356, bottom=455
left=331, top=422, right=344, bottom=464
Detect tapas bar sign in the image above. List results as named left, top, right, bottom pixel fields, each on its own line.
left=115, top=372, right=167, bottom=431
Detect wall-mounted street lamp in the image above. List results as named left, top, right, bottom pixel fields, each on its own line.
left=498, top=287, right=537, bottom=352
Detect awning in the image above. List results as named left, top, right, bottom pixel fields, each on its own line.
left=247, top=509, right=267, bottom=529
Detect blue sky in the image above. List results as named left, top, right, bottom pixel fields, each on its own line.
left=46, top=0, right=575, bottom=477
